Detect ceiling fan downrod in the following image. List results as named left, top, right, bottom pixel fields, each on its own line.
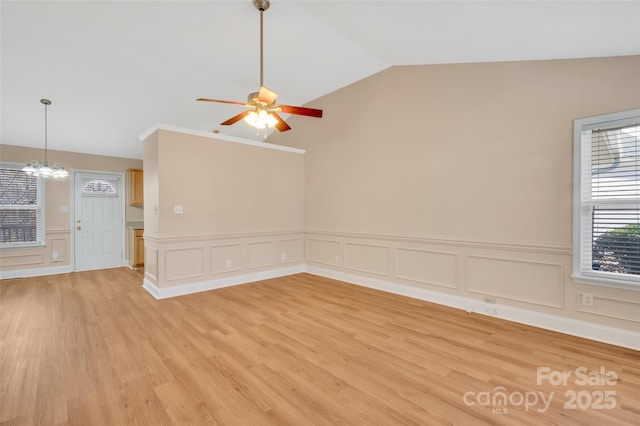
left=195, top=0, right=323, bottom=134
left=253, top=0, right=270, bottom=88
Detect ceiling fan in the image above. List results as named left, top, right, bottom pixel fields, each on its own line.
left=197, top=0, right=323, bottom=134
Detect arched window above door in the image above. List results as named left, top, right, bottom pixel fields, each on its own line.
left=82, top=180, right=118, bottom=196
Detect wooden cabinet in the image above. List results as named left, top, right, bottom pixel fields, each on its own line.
left=128, top=169, right=144, bottom=207
left=131, top=228, right=144, bottom=269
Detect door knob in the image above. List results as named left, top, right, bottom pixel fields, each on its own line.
left=76, top=226, right=81, bottom=230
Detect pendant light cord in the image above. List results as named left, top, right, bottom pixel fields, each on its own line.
left=44, top=101, right=48, bottom=163
left=23, top=98, right=67, bottom=178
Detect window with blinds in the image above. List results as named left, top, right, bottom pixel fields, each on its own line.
left=574, top=109, right=640, bottom=289
left=0, top=164, right=45, bottom=247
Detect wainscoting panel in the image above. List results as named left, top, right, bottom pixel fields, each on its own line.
left=278, top=238, right=303, bottom=264
left=165, top=248, right=205, bottom=281
left=306, top=239, right=340, bottom=266
left=466, top=256, right=563, bottom=308
left=343, top=243, right=389, bottom=276
left=145, top=247, right=158, bottom=281
left=51, top=238, right=67, bottom=262
left=304, top=231, right=572, bottom=313
left=395, top=248, right=459, bottom=289
left=143, top=231, right=303, bottom=289
left=578, top=295, right=640, bottom=323
left=0, top=229, right=71, bottom=273
left=210, top=244, right=244, bottom=274
left=0, top=253, right=44, bottom=268
left=248, top=241, right=275, bottom=269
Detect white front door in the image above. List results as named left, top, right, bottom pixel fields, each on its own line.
left=74, top=172, right=124, bottom=271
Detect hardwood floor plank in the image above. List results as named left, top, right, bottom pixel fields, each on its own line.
left=154, top=381, right=216, bottom=426
left=1, top=269, right=638, bottom=425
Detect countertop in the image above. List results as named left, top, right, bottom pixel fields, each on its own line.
left=127, top=221, right=144, bottom=230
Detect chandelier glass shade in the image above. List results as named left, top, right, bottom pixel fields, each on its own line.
left=22, top=161, right=68, bottom=179
left=22, top=99, right=69, bottom=179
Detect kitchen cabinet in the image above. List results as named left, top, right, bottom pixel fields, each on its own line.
left=128, top=169, right=144, bottom=207
left=130, top=228, right=144, bottom=269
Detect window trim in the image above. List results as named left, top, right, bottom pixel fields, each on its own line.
left=0, top=162, right=46, bottom=249
left=573, top=108, right=640, bottom=291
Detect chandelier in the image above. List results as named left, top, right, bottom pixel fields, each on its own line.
left=22, top=99, right=69, bottom=179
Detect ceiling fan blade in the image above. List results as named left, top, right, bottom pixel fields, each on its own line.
left=271, top=112, right=292, bottom=132
left=220, top=110, right=251, bottom=126
left=197, top=98, right=247, bottom=106
left=258, top=86, right=278, bottom=105
left=277, top=104, right=323, bottom=118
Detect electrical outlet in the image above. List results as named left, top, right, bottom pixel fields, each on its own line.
left=334, top=255, right=339, bottom=264
left=225, top=259, right=232, bottom=268
left=281, top=253, right=286, bottom=261
left=51, top=251, right=59, bottom=262
left=483, top=296, right=496, bottom=304
left=582, top=293, right=594, bottom=307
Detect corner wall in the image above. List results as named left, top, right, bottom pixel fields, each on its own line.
left=142, top=128, right=305, bottom=296
left=270, top=56, right=640, bottom=335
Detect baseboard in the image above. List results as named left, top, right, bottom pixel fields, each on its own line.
left=142, top=265, right=306, bottom=300
left=304, top=265, right=640, bottom=351
left=0, top=264, right=73, bottom=280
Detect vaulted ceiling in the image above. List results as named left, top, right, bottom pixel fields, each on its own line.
left=2, top=1, right=639, bottom=159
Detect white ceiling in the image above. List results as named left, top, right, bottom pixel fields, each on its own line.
left=2, top=1, right=639, bottom=160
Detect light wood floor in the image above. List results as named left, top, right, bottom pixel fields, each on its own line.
left=1, top=269, right=638, bottom=425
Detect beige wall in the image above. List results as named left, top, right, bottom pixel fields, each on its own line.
left=0, top=144, right=143, bottom=272
left=143, top=129, right=305, bottom=289
left=148, top=130, right=304, bottom=238
left=270, top=56, right=640, bottom=332
left=143, top=132, right=159, bottom=236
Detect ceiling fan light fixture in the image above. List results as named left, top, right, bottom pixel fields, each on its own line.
left=196, top=0, right=322, bottom=133
left=22, top=99, right=68, bottom=179
left=244, top=109, right=278, bottom=129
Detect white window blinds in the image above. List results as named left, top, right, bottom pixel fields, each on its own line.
left=574, top=109, right=640, bottom=288
left=0, top=165, right=45, bottom=247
